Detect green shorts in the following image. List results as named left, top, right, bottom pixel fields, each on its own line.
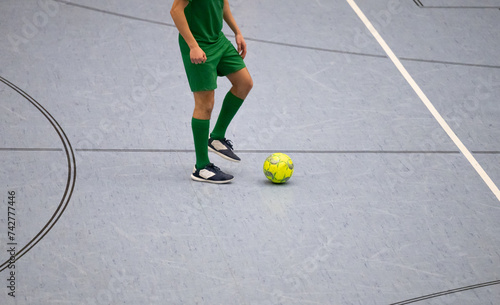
left=179, top=33, right=246, bottom=92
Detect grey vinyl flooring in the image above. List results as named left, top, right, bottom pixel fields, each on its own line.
left=1, top=0, right=500, bottom=304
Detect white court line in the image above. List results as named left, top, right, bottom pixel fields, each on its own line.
left=346, top=0, right=500, bottom=202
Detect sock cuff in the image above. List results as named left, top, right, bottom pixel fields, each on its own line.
left=192, top=117, right=210, bottom=128
left=226, top=91, right=244, bottom=104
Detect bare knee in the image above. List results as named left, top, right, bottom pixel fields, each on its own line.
left=197, top=103, right=214, bottom=117
left=242, top=77, right=254, bottom=95
left=228, top=68, right=253, bottom=99
left=232, top=75, right=253, bottom=99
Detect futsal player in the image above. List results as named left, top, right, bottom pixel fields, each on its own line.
left=170, top=0, right=253, bottom=183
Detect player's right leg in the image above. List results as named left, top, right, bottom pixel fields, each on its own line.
left=178, top=37, right=234, bottom=183
left=191, top=90, right=233, bottom=183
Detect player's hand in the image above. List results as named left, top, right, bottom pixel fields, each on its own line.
left=235, top=33, right=247, bottom=59
left=190, top=46, right=207, bottom=64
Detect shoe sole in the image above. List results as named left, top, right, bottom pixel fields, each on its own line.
left=208, top=146, right=241, bottom=163
left=191, top=174, right=234, bottom=184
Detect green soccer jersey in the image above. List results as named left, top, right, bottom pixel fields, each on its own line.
left=184, top=0, right=224, bottom=44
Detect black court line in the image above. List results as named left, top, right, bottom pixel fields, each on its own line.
left=0, top=148, right=62, bottom=152
left=2, top=148, right=498, bottom=154
left=54, top=0, right=176, bottom=27
left=74, top=148, right=500, bottom=154
left=422, top=6, right=500, bottom=9
left=0, top=76, right=77, bottom=273
left=398, top=57, right=500, bottom=70
left=76, top=148, right=461, bottom=154
left=54, top=0, right=500, bottom=70
left=76, top=148, right=194, bottom=153
left=245, top=39, right=500, bottom=69
left=391, top=279, right=500, bottom=304
left=244, top=37, right=388, bottom=60
left=415, top=0, right=500, bottom=9
left=3, top=148, right=498, bottom=154
left=474, top=151, right=500, bottom=154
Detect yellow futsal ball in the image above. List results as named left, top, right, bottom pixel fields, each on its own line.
left=263, top=153, right=294, bottom=184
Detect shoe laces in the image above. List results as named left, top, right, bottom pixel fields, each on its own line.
left=206, top=163, right=221, bottom=172
left=223, top=138, right=234, bottom=150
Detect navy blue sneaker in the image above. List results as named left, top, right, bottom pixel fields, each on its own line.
left=191, top=163, right=234, bottom=184
left=208, top=138, right=241, bottom=162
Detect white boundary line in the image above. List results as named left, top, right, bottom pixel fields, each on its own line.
left=346, top=0, right=500, bottom=201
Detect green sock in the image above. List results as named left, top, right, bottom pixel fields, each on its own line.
left=191, top=118, right=210, bottom=169
left=210, top=91, right=244, bottom=140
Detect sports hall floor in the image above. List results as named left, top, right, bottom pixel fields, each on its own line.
left=1, top=0, right=500, bottom=304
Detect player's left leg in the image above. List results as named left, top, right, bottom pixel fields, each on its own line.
left=209, top=68, right=253, bottom=162
left=226, top=67, right=253, bottom=100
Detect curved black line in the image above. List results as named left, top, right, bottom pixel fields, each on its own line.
left=0, top=76, right=77, bottom=272
left=54, top=0, right=500, bottom=70
left=390, top=280, right=500, bottom=304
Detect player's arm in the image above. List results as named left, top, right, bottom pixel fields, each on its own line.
left=170, top=0, right=206, bottom=64
left=223, top=0, right=247, bottom=59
